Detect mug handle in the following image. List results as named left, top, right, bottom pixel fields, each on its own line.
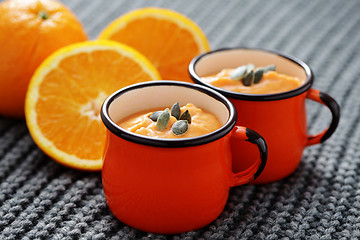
left=230, top=126, right=268, bottom=186
left=306, top=88, right=340, bottom=146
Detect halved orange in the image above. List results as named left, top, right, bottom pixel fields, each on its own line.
left=25, top=40, right=160, bottom=171
left=98, top=7, right=210, bottom=82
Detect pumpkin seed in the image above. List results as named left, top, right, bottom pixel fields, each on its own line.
left=171, top=102, right=181, bottom=119
left=254, top=68, right=264, bottom=84
left=242, top=70, right=254, bottom=86
left=228, top=64, right=277, bottom=86
left=172, top=120, right=189, bottom=135
left=179, top=109, right=191, bottom=123
left=149, top=111, right=163, bottom=122
left=230, top=65, right=248, bottom=80
left=247, top=64, right=255, bottom=72
left=264, top=65, right=276, bottom=72
left=156, top=108, right=170, bottom=131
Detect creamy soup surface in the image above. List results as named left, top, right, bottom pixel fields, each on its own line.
left=117, top=103, right=222, bottom=139
left=201, top=69, right=304, bottom=94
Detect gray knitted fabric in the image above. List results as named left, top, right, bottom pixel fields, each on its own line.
left=1, top=0, right=359, bottom=239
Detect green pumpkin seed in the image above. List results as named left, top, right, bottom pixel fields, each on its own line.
left=156, top=108, right=170, bottom=131
left=171, top=102, right=181, bottom=119
left=230, top=65, right=248, bottom=80
left=179, top=110, right=191, bottom=123
left=230, top=64, right=275, bottom=86
left=254, top=68, right=264, bottom=84
left=242, top=70, right=254, bottom=86
left=172, top=120, right=189, bottom=135
left=264, top=65, right=276, bottom=72
left=247, top=64, right=255, bottom=72
left=149, top=111, right=163, bottom=122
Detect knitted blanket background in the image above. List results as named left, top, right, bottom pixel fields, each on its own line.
left=1, top=0, right=359, bottom=239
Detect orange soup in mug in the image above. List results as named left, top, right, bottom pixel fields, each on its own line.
left=201, top=66, right=305, bottom=94
left=117, top=103, right=222, bottom=139
left=189, top=47, right=340, bottom=184
left=100, top=81, right=268, bottom=234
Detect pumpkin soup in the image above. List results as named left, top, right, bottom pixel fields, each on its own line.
left=201, top=64, right=304, bottom=94
left=118, top=103, right=222, bottom=139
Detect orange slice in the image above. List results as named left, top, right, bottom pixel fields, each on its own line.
left=25, top=40, right=160, bottom=171
left=98, top=7, right=210, bottom=82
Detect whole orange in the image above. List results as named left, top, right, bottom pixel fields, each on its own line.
left=0, top=0, right=87, bottom=117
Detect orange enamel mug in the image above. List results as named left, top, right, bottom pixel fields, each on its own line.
left=189, top=48, right=340, bottom=184
left=100, top=81, right=267, bottom=234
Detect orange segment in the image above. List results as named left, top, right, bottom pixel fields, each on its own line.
left=25, top=40, right=160, bottom=171
left=98, top=7, right=210, bottom=82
